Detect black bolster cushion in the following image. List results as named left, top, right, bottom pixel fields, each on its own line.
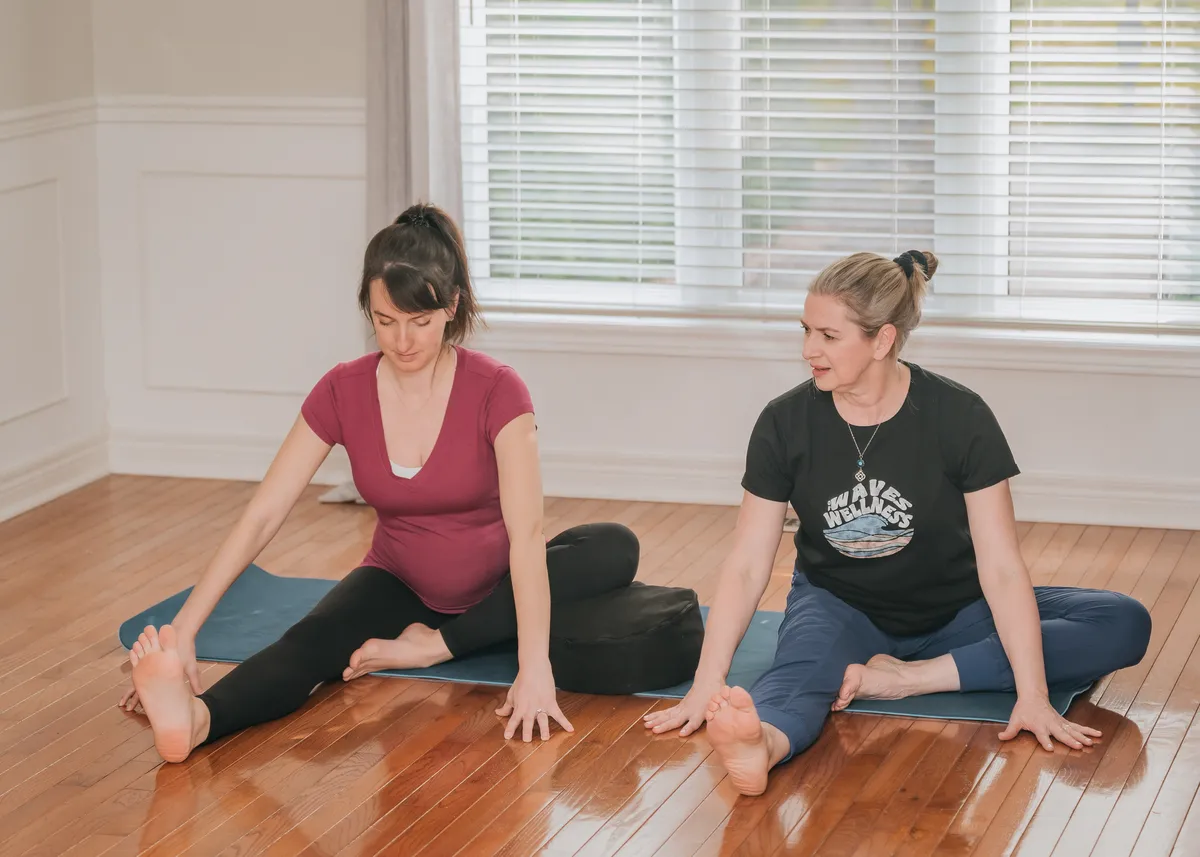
left=548, top=581, right=705, bottom=695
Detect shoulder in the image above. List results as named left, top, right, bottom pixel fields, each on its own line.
left=908, top=362, right=989, bottom=415
left=456, top=346, right=530, bottom=398
left=456, top=346, right=521, bottom=385
left=758, top=379, right=817, bottom=426
left=748, top=379, right=815, bottom=452
left=317, top=352, right=380, bottom=386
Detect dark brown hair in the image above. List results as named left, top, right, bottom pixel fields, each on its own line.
left=358, top=202, right=481, bottom=344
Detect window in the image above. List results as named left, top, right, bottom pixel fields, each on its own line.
left=459, top=0, right=1200, bottom=329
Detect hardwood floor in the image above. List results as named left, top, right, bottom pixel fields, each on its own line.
left=1, top=475, right=1198, bottom=856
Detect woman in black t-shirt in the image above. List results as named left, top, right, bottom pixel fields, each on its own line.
left=644, top=249, right=1152, bottom=796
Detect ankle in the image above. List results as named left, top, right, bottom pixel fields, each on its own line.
left=762, top=722, right=790, bottom=768
left=191, top=698, right=211, bottom=748
left=427, top=629, right=452, bottom=661
left=905, top=656, right=960, bottom=695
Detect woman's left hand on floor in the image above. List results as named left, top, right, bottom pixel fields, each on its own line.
left=496, top=659, right=574, bottom=742
left=1000, top=695, right=1101, bottom=751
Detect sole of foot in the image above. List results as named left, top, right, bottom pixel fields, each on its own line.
left=130, top=625, right=196, bottom=763
left=706, top=685, right=771, bottom=797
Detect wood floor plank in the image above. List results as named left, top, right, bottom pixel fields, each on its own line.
left=1, top=477, right=1198, bottom=857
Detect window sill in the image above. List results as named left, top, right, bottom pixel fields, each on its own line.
left=472, top=307, right=1200, bottom=379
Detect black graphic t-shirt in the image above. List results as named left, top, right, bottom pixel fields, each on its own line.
left=741, top=363, right=1020, bottom=637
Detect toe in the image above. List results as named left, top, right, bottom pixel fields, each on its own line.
left=160, top=625, right=177, bottom=649
left=144, top=627, right=161, bottom=650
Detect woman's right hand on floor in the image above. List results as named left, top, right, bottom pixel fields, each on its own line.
left=119, top=628, right=203, bottom=712
left=643, top=676, right=723, bottom=736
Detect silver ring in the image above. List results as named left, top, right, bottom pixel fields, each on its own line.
left=535, top=708, right=545, bottom=714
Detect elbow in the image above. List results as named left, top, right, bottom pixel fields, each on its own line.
left=243, top=499, right=285, bottom=540
left=508, top=519, right=546, bottom=552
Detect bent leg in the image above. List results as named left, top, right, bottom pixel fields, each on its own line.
left=439, top=522, right=640, bottom=656
left=736, top=577, right=889, bottom=764
left=908, top=587, right=1152, bottom=692
left=198, top=566, right=444, bottom=744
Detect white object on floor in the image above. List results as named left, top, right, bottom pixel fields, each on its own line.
left=318, top=481, right=367, bottom=504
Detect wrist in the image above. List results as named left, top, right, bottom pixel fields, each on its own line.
left=1016, top=685, right=1050, bottom=703
left=517, top=648, right=551, bottom=670
left=695, top=664, right=728, bottom=686
left=171, top=611, right=201, bottom=639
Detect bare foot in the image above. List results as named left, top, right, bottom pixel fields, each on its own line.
left=130, top=625, right=207, bottom=763
left=343, top=623, right=451, bottom=681
left=705, top=686, right=775, bottom=797
left=833, top=654, right=913, bottom=712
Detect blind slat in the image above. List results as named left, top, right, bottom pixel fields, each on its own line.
left=459, top=0, right=1200, bottom=318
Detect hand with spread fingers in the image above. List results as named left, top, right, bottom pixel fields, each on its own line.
left=1000, top=695, right=1101, bottom=751
left=496, top=658, right=574, bottom=742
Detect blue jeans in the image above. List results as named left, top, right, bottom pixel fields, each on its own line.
left=751, top=573, right=1152, bottom=762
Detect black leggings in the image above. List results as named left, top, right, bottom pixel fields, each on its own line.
left=197, top=522, right=639, bottom=743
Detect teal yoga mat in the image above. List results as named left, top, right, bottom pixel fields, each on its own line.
left=118, top=565, right=1090, bottom=722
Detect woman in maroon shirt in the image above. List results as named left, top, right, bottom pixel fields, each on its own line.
left=120, top=204, right=639, bottom=763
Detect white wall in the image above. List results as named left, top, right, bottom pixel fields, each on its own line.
left=0, top=0, right=367, bottom=521
left=2, top=0, right=1197, bottom=531
left=92, top=0, right=369, bottom=486
left=91, top=0, right=365, bottom=100
left=473, top=319, right=1200, bottom=531
left=0, top=2, right=108, bottom=522
left=98, top=107, right=366, bottom=484
left=0, top=0, right=96, bottom=112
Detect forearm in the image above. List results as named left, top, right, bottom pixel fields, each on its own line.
left=173, top=509, right=281, bottom=637
left=694, top=560, right=769, bottom=684
left=984, top=569, right=1049, bottom=699
left=508, top=534, right=551, bottom=668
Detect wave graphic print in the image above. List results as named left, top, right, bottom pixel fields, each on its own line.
left=823, top=513, right=914, bottom=559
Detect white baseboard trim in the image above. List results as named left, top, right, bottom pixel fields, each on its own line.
left=1008, top=473, right=1200, bottom=531
left=108, top=430, right=350, bottom=487
left=0, top=437, right=110, bottom=522
left=90, top=434, right=1200, bottom=529
left=540, top=449, right=1200, bottom=530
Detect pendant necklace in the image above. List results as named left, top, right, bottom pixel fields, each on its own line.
left=846, top=421, right=882, bottom=483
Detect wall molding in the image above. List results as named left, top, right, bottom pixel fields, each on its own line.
left=539, top=448, right=1200, bottom=531
left=0, top=436, right=110, bottom=523
left=474, top=312, right=1200, bottom=378
left=0, top=96, right=367, bottom=144
left=0, top=99, right=97, bottom=143
left=94, top=96, right=366, bottom=127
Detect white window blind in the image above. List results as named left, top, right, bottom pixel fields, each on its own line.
left=458, top=0, right=1200, bottom=329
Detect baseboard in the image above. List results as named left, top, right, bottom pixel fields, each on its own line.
left=1009, top=473, right=1200, bottom=531
left=540, top=449, right=1200, bottom=530
left=0, top=437, right=110, bottom=522
left=108, top=430, right=350, bottom=487
left=541, top=449, right=745, bottom=507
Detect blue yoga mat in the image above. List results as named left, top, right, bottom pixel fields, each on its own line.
left=118, top=565, right=1090, bottom=723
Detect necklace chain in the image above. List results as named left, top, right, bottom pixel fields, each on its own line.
left=846, top=421, right=881, bottom=483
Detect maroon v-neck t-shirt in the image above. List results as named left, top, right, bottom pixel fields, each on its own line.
left=301, top=346, right=535, bottom=612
